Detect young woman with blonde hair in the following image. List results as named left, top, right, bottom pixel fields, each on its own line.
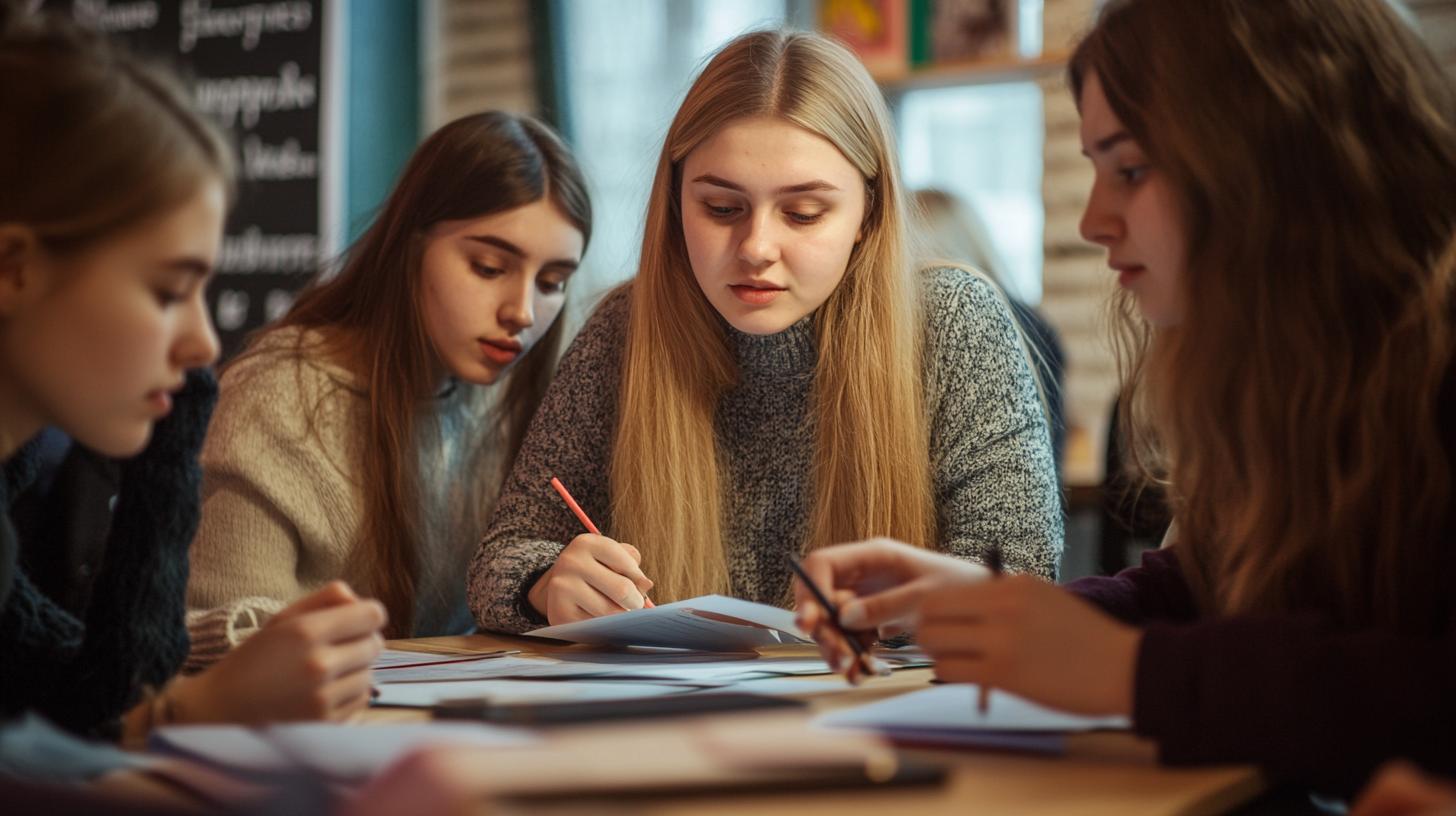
left=469, top=29, right=1062, bottom=632
left=186, top=111, right=591, bottom=667
left=796, top=0, right=1456, bottom=796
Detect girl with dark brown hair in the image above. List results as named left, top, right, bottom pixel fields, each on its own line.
left=796, top=0, right=1456, bottom=795
left=186, top=111, right=591, bottom=673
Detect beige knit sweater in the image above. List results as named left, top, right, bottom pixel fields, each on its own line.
left=185, top=327, right=487, bottom=670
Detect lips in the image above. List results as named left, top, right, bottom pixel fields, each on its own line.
left=729, top=282, right=787, bottom=306
left=1110, top=263, right=1146, bottom=287
left=479, top=338, right=521, bottom=366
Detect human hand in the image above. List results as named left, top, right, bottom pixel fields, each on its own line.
left=1351, top=761, right=1456, bottom=816
left=341, top=747, right=500, bottom=816
left=527, top=533, right=654, bottom=625
left=917, top=575, right=1140, bottom=716
left=173, top=581, right=387, bottom=724
left=793, top=538, right=987, bottom=681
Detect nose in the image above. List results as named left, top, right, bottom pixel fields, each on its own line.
left=174, top=292, right=221, bottom=370
left=737, top=210, right=782, bottom=269
left=1078, top=180, right=1123, bottom=249
left=498, top=274, right=535, bottom=333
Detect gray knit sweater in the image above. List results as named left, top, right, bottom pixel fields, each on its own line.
left=468, top=267, right=1063, bottom=634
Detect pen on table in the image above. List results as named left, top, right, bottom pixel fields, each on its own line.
left=787, top=556, right=886, bottom=681
left=977, top=542, right=1004, bottom=714
left=549, top=476, right=654, bottom=608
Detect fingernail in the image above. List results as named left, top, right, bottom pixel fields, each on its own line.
left=840, top=603, right=866, bottom=629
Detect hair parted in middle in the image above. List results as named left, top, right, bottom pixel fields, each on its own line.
left=244, top=111, right=591, bottom=636
left=611, top=29, right=937, bottom=604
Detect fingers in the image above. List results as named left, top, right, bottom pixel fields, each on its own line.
left=271, top=580, right=359, bottom=622
left=322, top=631, right=386, bottom=678
left=586, top=537, right=654, bottom=597
left=288, top=598, right=388, bottom=646
left=839, top=577, right=941, bottom=631
left=323, top=668, right=377, bottom=719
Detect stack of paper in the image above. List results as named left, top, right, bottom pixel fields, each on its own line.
left=151, top=722, right=533, bottom=782
left=816, top=684, right=1131, bottom=754
left=525, top=595, right=812, bottom=651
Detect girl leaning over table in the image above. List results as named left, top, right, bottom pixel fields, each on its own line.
left=796, top=0, right=1456, bottom=800
left=185, top=109, right=592, bottom=680
left=468, top=28, right=1063, bottom=634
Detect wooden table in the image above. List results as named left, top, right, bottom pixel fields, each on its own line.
left=369, top=634, right=1266, bottom=815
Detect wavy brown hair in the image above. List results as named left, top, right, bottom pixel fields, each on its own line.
left=1072, top=0, right=1456, bottom=632
left=240, top=112, right=590, bottom=635
left=611, top=30, right=936, bottom=603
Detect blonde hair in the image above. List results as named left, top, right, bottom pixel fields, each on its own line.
left=611, top=30, right=937, bottom=603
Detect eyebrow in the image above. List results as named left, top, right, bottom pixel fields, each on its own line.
left=164, top=258, right=213, bottom=277
left=1082, top=130, right=1135, bottom=157
left=690, top=174, right=841, bottom=195
left=465, top=234, right=579, bottom=271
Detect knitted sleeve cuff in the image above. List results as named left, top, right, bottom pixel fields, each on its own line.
left=183, top=596, right=290, bottom=673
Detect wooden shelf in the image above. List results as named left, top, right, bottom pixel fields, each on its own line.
left=875, top=51, right=1071, bottom=93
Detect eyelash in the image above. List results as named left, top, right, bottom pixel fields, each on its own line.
left=704, top=205, right=823, bottom=225
left=1117, top=165, right=1149, bottom=184
left=474, top=262, right=568, bottom=295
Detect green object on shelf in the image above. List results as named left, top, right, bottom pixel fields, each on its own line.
left=910, top=0, right=932, bottom=68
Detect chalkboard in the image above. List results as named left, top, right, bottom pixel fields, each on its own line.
left=38, top=0, right=341, bottom=358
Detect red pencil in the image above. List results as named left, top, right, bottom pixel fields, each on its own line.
left=550, top=476, right=601, bottom=535
left=549, top=476, right=654, bottom=608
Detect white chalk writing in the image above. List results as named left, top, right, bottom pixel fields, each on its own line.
left=218, top=227, right=318, bottom=273
left=72, top=0, right=159, bottom=32
left=194, top=62, right=317, bottom=128
left=179, top=0, right=312, bottom=53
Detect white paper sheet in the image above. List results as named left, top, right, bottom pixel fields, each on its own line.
left=816, top=683, right=1131, bottom=733
left=370, top=679, right=693, bottom=708
left=152, top=722, right=532, bottom=782
left=373, top=652, right=835, bottom=685
left=525, top=594, right=812, bottom=651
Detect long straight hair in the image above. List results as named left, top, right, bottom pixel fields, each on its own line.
left=1072, top=0, right=1456, bottom=632
left=245, top=112, right=591, bottom=635
left=612, top=30, right=936, bottom=603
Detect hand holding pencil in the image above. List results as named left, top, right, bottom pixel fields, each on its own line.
left=525, top=477, right=656, bottom=626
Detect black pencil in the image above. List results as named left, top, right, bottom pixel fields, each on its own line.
left=787, top=556, right=877, bottom=676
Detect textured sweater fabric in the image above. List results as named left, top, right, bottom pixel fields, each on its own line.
left=0, top=369, right=215, bottom=738
left=470, top=268, right=1064, bottom=634
left=186, top=328, right=483, bottom=668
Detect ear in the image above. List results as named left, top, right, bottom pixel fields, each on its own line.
left=0, top=224, right=46, bottom=317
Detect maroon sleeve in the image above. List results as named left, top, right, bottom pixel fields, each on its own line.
left=1133, top=615, right=1456, bottom=794
left=1064, top=547, right=1200, bottom=625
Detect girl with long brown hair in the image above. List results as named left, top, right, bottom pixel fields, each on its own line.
left=186, top=111, right=591, bottom=664
left=796, top=0, right=1456, bottom=795
left=469, top=29, right=1062, bottom=633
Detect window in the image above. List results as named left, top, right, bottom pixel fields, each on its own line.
left=897, top=81, right=1045, bottom=304
left=555, top=0, right=793, bottom=307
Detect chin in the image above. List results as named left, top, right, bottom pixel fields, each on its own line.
left=85, top=424, right=153, bottom=459
left=719, top=307, right=799, bottom=337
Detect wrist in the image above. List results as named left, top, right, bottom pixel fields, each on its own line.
left=164, top=672, right=214, bottom=725
left=1106, top=625, right=1143, bottom=717
left=526, top=571, right=551, bottom=616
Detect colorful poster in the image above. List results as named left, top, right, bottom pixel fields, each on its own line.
left=819, top=0, right=910, bottom=78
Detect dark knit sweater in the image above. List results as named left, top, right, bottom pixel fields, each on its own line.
left=471, top=268, right=1064, bottom=633
left=1067, top=369, right=1456, bottom=795
left=0, top=368, right=216, bottom=738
